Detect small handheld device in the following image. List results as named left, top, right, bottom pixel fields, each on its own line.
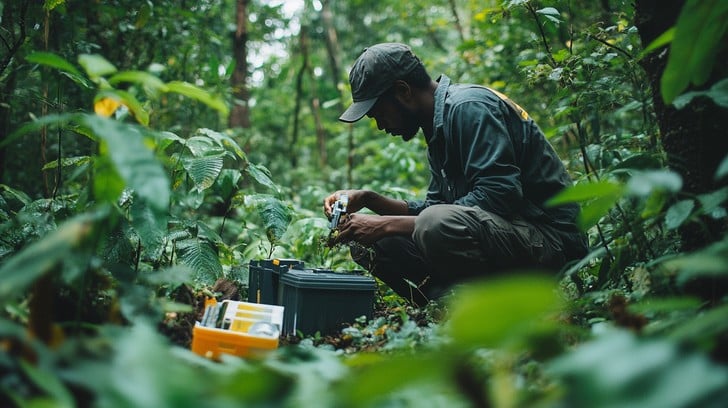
left=329, top=194, right=349, bottom=230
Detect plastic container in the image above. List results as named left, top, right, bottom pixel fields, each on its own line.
left=279, top=268, right=376, bottom=336
left=191, top=300, right=284, bottom=360
left=247, top=259, right=304, bottom=305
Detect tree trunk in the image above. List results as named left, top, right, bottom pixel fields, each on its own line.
left=1, top=2, right=31, bottom=184
left=298, top=25, right=328, bottom=171
left=321, top=0, right=342, bottom=99
left=229, top=0, right=250, bottom=129
left=448, top=0, right=466, bottom=43
left=291, top=27, right=308, bottom=170
left=634, top=0, right=728, bottom=252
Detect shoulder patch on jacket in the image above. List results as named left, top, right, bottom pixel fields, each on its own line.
left=486, top=87, right=530, bottom=121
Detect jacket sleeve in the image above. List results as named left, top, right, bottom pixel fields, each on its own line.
left=406, top=143, right=451, bottom=215
left=448, top=100, right=523, bottom=217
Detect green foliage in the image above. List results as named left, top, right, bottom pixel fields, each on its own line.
left=1, top=1, right=728, bottom=407
left=245, top=194, right=293, bottom=257
left=659, top=0, right=728, bottom=103
left=549, top=329, right=728, bottom=407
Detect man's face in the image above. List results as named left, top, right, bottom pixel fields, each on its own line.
left=365, top=92, right=420, bottom=141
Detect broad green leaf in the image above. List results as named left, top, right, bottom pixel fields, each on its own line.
left=182, top=155, right=225, bottom=192
left=197, top=128, right=246, bottom=160
left=130, top=198, right=166, bottom=254
left=19, top=360, right=75, bottom=408
left=669, top=254, right=728, bottom=281
left=246, top=163, right=279, bottom=192
left=0, top=184, right=32, bottom=206
left=716, top=154, right=728, bottom=180
left=637, top=27, right=674, bottom=60
left=93, top=154, right=125, bottom=207
left=663, top=238, right=728, bottom=285
left=562, top=246, right=608, bottom=278
left=546, top=181, right=623, bottom=230
left=185, top=135, right=224, bottom=157
left=447, top=274, right=561, bottom=349
left=0, top=216, right=94, bottom=304
left=108, top=70, right=168, bottom=92
left=536, top=7, right=559, bottom=16
left=626, top=170, right=682, bottom=197
left=95, top=89, right=150, bottom=126
left=668, top=304, right=728, bottom=344
left=665, top=200, right=695, bottom=229
left=661, top=0, right=728, bottom=103
left=676, top=257, right=728, bottom=285
left=41, top=155, right=91, bottom=171
left=673, top=78, right=728, bottom=109
left=25, top=50, right=72, bottom=73
left=165, top=81, right=229, bottom=117
left=156, top=130, right=186, bottom=151
left=63, top=323, right=211, bottom=407
left=81, top=115, right=169, bottom=211
left=628, top=296, right=702, bottom=315
left=335, top=354, right=447, bottom=406
left=0, top=319, right=26, bottom=337
left=640, top=191, right=667, bottom=219
left=246, top=194, right=292, bottom=245
left=176, top=236, right=222, bottom=285
left=549, top=330, right=728, bottom=408
left=697, top=187, right=728, bottom=214
left=25, top=51, right=90, bottom=87
left=215, top=169, right=243, bottom=200
left=3, top=113, right=77, bottom=148
left=536, top=7, right=561, bottom=25
left=546, top=180, right=623, bottom=207
left=78, top=54, right=118, bottom=78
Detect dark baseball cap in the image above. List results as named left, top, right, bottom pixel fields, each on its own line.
left=339, top=43, right=422, bottom=123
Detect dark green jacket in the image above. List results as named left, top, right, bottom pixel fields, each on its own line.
left=406, top=75, right=587, bottom=260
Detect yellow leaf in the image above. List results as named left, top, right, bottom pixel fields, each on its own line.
left=94, top=97, right=122, bottom=117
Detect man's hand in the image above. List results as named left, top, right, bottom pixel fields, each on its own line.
left=323, top=189, right=409, bottom=217
left=332, top=213, right=417, bottom=245
left=323, top=190, right=370, bottom=217
left=334, top=213, right=388, bottom=245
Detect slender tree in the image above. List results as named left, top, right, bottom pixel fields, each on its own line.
left=230, top=0, right=251, bottom=129
left=635, top=0, right=728, bottom=251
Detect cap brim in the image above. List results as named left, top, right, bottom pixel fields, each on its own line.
left=339, top=98, right=377, bottom=123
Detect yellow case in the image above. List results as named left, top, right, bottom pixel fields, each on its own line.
left=191, top=300, right=284, bottom=360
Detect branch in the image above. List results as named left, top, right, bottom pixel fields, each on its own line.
left=0, top=2, right=30, bottom=77
left=525, top=2, right=556, bottom=67
left=448, top=0, right=466, bottom=43
left=586, top=33, right=634, bottom=59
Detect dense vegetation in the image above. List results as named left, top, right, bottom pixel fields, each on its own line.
left=1, top=0, right=727, bottom=406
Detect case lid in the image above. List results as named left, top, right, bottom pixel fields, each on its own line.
left=251, top=258, right=304, bottom=268
left=280, top=268, right=376, bottom=290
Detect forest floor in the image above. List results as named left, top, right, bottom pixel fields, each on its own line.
left=156, top=278, right=440, bottom=354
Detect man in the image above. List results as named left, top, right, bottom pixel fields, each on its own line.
left=324, top=43, right=587, bottom=306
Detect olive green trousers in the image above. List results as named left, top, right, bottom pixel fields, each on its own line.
left=351, top=204, right=584, bottom=306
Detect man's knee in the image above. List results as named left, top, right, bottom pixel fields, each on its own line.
left=413, top=205, right=473, bottom=255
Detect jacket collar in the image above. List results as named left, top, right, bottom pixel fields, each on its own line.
left=429, top=74, right=450, bottom=145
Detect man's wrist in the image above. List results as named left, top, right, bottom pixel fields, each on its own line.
left=361, top=190, right=376, bottom=208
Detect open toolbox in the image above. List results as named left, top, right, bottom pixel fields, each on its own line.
left=191, top=299, right=284, bottom=360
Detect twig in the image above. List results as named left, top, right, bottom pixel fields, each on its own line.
left=586, top=33, right=633, bottom=59
left=575, top=120, right=615, bottom=263
left=525, top=2, right=556, bottom=67
left=0, top=2, right=30, bottom=77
